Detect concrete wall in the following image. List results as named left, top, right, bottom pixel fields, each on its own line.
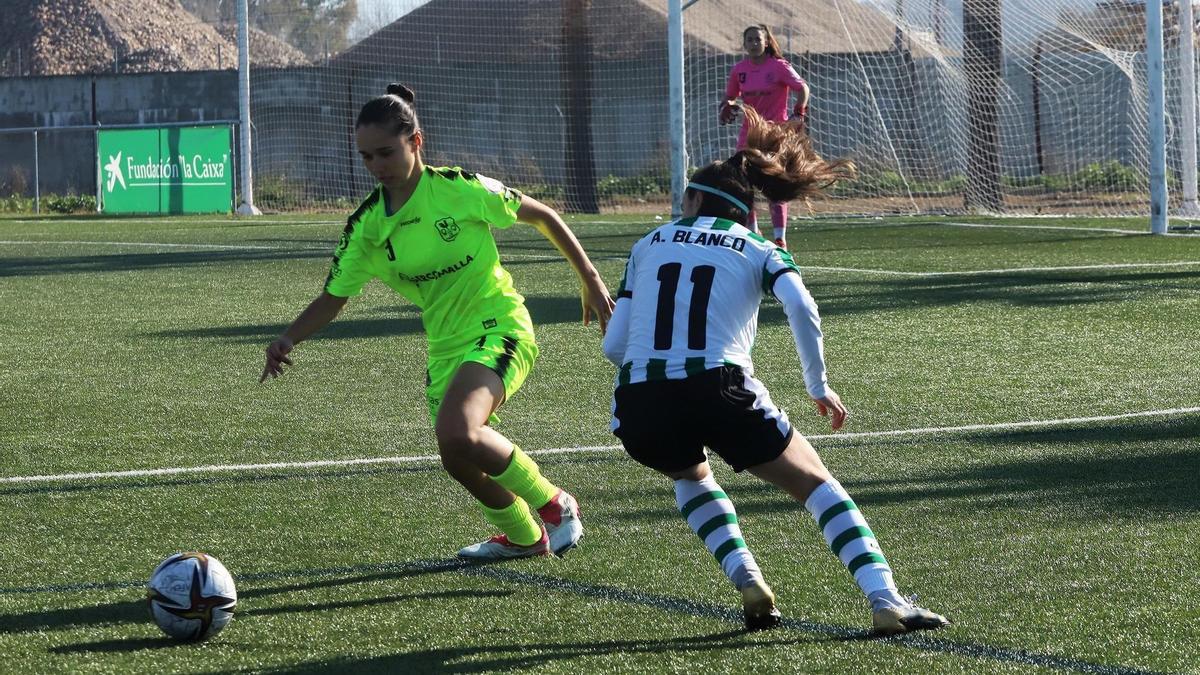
left=0, top=70, right=238, bottom=196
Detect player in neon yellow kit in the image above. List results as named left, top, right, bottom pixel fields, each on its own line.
left=261, top=83, right=614, bottom=559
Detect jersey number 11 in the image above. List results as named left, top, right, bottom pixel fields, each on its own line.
left=655, top=263, right=716, bottom=351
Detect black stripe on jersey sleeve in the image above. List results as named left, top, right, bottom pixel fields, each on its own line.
left=324, top=189, right=379, bottom=292
left=433, top=166, right=467, bottom=180
left=345, top=188, right=381, bottom=230
left=618, top=290, right=633, bottom=299
left=767, top=267, right=800, bottom=298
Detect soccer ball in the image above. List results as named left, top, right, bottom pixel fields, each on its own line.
left=145, top=552, right=237, bottom=641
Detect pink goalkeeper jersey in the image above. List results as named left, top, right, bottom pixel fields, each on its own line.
left=725, top=57, right=807, bottom=147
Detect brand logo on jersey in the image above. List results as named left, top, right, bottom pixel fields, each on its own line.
left=738, top=72, right=746, bottom=83
left=434, top=217, right=460, bottom=242
left=482, top=318, right=497, bottom=330
left=669, top=229, right=746, bottom=251
left=397, top=216, right=420, bottom=227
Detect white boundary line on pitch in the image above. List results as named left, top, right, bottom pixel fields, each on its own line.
left=4, top=239, right=1200, bottom=276
left=941, top=220, right=1200, bottom=237
left=0, top=239, right=629, bottom=262
left=2, top=218, right=340, bottom=226
left=0, top=239, right=316, bottom=251
left=805, top=259, right=1200, bottom=277
left=3, top=406, right=1196, bottom=485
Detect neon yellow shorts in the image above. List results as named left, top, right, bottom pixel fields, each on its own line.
left=425, top=332, right=539, bottom=425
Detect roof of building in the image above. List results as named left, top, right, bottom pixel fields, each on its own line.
left=337, top=0, right=914, bottom=66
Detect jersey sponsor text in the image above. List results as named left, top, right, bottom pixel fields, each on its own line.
left=401, top=255, right=475, bottom=284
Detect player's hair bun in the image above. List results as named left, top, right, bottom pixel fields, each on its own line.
left=386, top=83, right=416, bottom=103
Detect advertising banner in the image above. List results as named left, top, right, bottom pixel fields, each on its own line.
left=98, top=125, right=233, bottom=214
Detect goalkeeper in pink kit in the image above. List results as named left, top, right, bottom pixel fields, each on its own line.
left=721, top=24, right=811, bottom=249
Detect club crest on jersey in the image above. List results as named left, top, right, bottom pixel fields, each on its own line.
left=434, top=217, right=460, bottom=242
left=738, top=72, right=746, bottom=83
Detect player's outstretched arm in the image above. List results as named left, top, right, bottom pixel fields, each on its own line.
left=517, top=196, right=614, bottom=332
left=772, top=268, right=850, bottom=430
left=260, top=292, right=348, bottom=382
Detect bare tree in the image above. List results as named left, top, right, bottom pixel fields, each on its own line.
left=348, top=0, right=400, bottom=43
left=179, top=0, right=357, bottom=58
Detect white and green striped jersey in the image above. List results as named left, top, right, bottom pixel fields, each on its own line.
left=603, top=216, right=829, bottom=397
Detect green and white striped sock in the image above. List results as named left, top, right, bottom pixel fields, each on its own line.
left=805, top=479, right=903, bottom=605
left=676, top=476, right=762, bottom=590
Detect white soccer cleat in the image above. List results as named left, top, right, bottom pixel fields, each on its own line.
left=741, top=579, right=783, bottom=631
left=537, top=490, right=583, bottom=556
left=871, top=596, right=951, bottom=636
left=456, top=530, right=549, bottom=560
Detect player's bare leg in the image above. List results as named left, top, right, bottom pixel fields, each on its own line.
left=439, top=363, right=579, bottom=558
left=749, top=434, right=950, bottom=635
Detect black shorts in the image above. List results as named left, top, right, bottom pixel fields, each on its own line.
left=611, top=365, right=794, bottom=473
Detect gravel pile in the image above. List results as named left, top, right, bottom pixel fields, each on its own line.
left=0, top=0, right=308, bottom=76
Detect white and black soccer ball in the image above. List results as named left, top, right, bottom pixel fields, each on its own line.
left=145, top=552, right=237, bottom=641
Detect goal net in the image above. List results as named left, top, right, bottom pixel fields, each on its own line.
left=685, top=0, right=1199, bottom=218
left=247, top=0, right=1200, bottom=218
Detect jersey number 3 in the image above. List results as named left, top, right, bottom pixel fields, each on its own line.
left=654, top=263, right=716, bottom=350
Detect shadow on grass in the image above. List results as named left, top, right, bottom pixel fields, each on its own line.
left=0, top=226, right=634, bottom=280
left=14, top=556, right=1165, bottom=674
left=43, top=590, right=514, bottom=655
left=237, top=589, right=513, bottom=618
left=758, top=267, right=1200, bottom=321
left=0, top=247, right=330, bottom=278
left=143, top=295, right=596, bottom=344
left=275, top=631, right=785, bottom=674
left=846, top=416, right=1200, bottom=514
left=614, top=415, right=1200, bottom=522
left=0, top=599, right=148, bottom=635
left=146, top=316, right=424, bottom=343
left=49, top=637, right=180, bottom=654
left=1, top=557, right=481, bottom=635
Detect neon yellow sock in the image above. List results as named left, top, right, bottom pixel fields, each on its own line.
left=480, top=497, right=542, bottom=546
left=491, top=445, right=558, bottom=509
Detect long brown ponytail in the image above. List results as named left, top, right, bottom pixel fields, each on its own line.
left=688, top=108, right=855, bottom=222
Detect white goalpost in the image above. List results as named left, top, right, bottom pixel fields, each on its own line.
left=1175, top=0, right=1200, bottom=218
left=236, top=0, right=260, bottom=216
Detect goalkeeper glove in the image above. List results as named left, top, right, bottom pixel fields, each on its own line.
left=719, top=101, right=740, bottom=125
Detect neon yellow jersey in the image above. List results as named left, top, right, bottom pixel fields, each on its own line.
left=324, top=166, right=534, bottom=358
